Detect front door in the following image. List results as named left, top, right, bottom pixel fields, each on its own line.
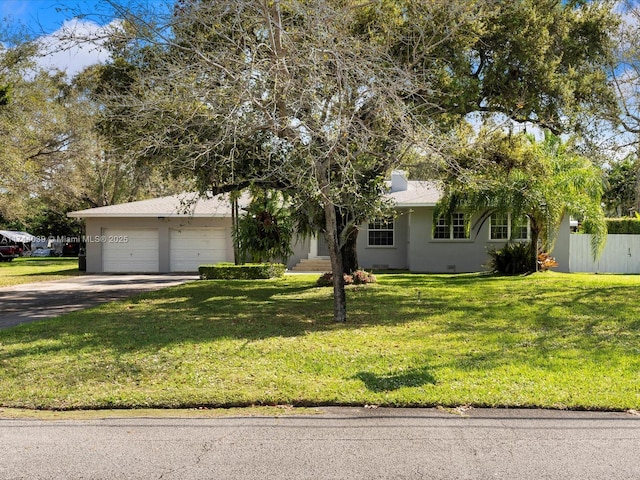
left=317, top=232, right=330, bottom=257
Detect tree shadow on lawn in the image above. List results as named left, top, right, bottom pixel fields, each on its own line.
left=354, top=366, right=436, bottom=392
left=0, top=279, right=408, bottom=358
left=2, top=276, right=639, bottom=365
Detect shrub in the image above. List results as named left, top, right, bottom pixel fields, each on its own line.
left=199, top=263, right=286, bottom=280
left=605, top=218, right=640, bottom=234
left=316, top=270, right=377, bottom=287
left=233, top=190, right=294, bottom=263
left=486, top=242, right=535, bottom=274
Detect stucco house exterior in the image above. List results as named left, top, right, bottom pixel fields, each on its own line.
left=354, top=171, right=570, bottom=273
left=69, top=171, right=571, bottom=273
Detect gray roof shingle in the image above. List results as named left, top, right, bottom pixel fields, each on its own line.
left=68, top=192, right=251, bottom=218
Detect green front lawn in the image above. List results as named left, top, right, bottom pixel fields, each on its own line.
left=0, top=272, right=638, bottom=411
left=0, top=257, right=80, bottom=287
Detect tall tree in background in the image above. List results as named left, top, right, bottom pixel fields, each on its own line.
left=362, top=0, right=618, bottom=132
left=602, top=154, right=640, bottom=216
left=348, top=0, right=618, bottom=258
left=0, top=17, right=190, bottom=233
left=610, top=0, right=640, bottom=147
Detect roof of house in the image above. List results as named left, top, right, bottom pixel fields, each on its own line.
left=68, top=178, right=442, bottom=219
left=388, top=180, right=442, bottom=206
left=68, top=192, right=251, bottom=218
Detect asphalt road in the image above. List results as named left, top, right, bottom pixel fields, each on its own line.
left=1, top=407, right=639, bottom=480
left=0, top=274, right=198, bottom=329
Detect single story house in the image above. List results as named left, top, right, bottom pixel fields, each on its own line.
left=68, top=171, right=571, bottom=273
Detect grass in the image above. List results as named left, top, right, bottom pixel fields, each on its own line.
left=0, top=257, right=80, bottom=287
left=0, top=272, right=639, bottom=411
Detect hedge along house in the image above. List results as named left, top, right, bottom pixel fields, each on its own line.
left=69, top=171, right=572, bottom=274
left=68, top=192, right=310, bottom=273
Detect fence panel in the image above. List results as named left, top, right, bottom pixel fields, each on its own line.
left=570, top=234, right=640, bottom=273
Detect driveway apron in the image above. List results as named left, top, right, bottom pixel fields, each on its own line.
left=0, top=275, right=197, bottom=330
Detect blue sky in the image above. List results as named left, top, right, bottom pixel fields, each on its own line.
left=1, top=1, right=166, bottom=75
left=4, top=1, right=168, bottom=36
left=2, top=1, right=110, bottom=35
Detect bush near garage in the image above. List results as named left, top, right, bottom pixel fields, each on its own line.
left=199, top=263, right=286, bottom=280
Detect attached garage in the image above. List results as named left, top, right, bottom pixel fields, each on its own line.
left=68, top=193, right=246, bottom=273
left=102, top=228, right=159, bottom=273
left=170, top=228, right=227, bottom=272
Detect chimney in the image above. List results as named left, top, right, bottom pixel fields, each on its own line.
left=391, top=170, right=408, bottom=192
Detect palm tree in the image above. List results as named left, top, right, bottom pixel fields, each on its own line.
left=435, top=130, right=606, bottom=271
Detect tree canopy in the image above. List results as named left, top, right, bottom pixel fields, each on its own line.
left=83, top=0, right=619, bottom=321
left=0, top=20, right=189, bottom=233
left=435, top=131, right=607, bottom=269
left=602, top=154, right=640, bottom=216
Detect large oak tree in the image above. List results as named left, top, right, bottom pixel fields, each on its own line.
left=88, top=0, right=618, bottom=321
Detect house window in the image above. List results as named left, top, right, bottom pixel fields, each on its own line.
left=433, top=216, right=450, bottom=239
left=490, top=213, right=530, bottom=240
left=490, top=212, right=509, bottom=240
left=512, top=216, right=530, bottom=240
left=368, top=217, right=394, bottom=246
left=452, top=213, right=468, bottom=239
left=433, top=213, right=470, bottom=240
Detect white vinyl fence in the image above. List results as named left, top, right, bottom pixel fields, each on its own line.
left=570, top=234, right=640, bottom=273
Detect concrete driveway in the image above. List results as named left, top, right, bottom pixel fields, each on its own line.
left=0, top=274, right=198, bottom=330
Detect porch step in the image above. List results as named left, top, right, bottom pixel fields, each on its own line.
left=290, top=258, right=332, bottom=272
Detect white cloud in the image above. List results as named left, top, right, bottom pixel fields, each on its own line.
left=36, top=18, right=116, bottom=77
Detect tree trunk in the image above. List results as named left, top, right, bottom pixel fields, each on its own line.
left=231, top=197, right=240, bottom=265
left=530, top=221, right=541, bottom=272
left=340, top=224, right=359, bottom=274
left=323, top=200, right=347, bottom=323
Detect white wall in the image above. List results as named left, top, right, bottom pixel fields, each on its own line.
left=406, top=207, right=495, bottom=272
left=570, top=234, right=640, bottom=273
left=84, top=217, right=234, bottom=273
left=357, top=210, right=409, bottom=270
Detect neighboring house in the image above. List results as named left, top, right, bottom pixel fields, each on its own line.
left=69, top=171, right=572, bottom=274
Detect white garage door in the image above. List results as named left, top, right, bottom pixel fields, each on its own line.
left=170, top=228, right=227, bottom=272
left=102, top=229, right=159, bottom=273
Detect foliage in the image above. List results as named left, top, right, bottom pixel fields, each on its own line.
left=605, top=217, right=640, bottom=234
left=19, top=206, right=84, bottom=238
left=602, top=154, right=639, bottom=217
left=2, top=273, right=640, bottom=410
left=81, top=0, right=618, bottom=321
left=486, top=242, right=535, bottom=275
left=537, top=252, right=559, bottom=271
left=360, top=0, right=618, bottom=134
left=316, top=270, right=377, bottom=287
left=436, top=130, right=607, bottom=267
left=233, top=190, right=294, bottom=264
left=89, top=0, right=451, bottom=322
left=198, top=263, right=286, bottom=280
left=350, top=269, right=377, bottom=285
left=609, top=1, right=640, bottom=142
